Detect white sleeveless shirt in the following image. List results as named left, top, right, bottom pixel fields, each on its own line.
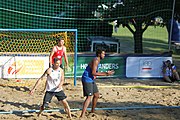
left=46, top=68, right=62, bottom=92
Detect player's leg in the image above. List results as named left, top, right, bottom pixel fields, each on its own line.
left=91, top=82, right=99, bottom=113
left=173, top=71, right=180, bottom=81
left=80, top=96, right=92, bottom=117
left=163, top=76, right=172, bottom=83
left=38, top=91, right=53, bottom=116
left=61, top=99, right=72, bottom=118
left=55, top=91, right=72, bottom=118
left=91, top=92, right=99, bottom=113
left=80, top=82, right=93, bottom=117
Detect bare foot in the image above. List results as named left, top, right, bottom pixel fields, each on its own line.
left=37, top=106, right=44, bottom=117
left=91, top=110, right=95, bottom=113
left=79, top=114, right=85, bottom=118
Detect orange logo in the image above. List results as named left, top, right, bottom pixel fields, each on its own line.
left=8, top=61, right=24, bottom=75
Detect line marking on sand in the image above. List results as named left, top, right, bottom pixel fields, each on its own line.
left=0, top=83, right=179, bottom=89
left=98, top=85, right=180, bottom=88
left=0, top=106, right=180, bottom=114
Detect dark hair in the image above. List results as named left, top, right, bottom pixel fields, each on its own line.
left=166, top=60, right=171, bottom=65
left=96, top=48, right=105, bottom=56
left=163, top=60, right=171, bottom=68
left=53, top=57, right=60, bottom=64
left=56, top=37, right=64, bottom=43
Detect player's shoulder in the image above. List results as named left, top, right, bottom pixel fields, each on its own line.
left=93, top=57, right=99, bottom=61
left=92, top=57, right=99, bottom=64
left=172, top=64, right=177, bottom=69
left=59, top=67, right=64, bottom=73
left=46, top=67, right=52, bottom=73
left=52, top=45, right=57, bottom=51
left=53, top=45, right=58, bottom=49
left=58, top=66, right=62, bottom=70
left=62, top=46, right=67, bottom=50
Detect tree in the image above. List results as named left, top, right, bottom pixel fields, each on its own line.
left=97, top=0, right=173, bottom=53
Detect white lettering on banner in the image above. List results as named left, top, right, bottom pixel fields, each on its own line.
left=99, top=63, right=119, bottom=69
left=80, top=63, right=119, bottom=70
left=80, top=64, right=88, bottom=69
left=111, top=63, right=119, bottom=69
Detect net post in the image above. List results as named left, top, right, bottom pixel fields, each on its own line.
left=74, top=29, right=78, bottom=86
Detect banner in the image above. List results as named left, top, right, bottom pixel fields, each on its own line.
left=0, top=53, right=172, bottom=79
left=0, top=56, right=14, bottom=78
left=76, top=56, right=125, bottom=77
left=2, top=56, right=49, bottom=78
left=126, top=57, right=172, bottom=78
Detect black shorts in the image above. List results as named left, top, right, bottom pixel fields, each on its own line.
left=43, top=91, right=67, bottom=105
left=82, top=82, right=99, bottom=96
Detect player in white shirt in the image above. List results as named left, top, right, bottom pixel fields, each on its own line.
left=30, top=58, right=72, bottom=118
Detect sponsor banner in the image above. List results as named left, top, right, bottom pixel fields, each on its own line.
left=1, top=54, right=172, bottom=79
left=2, top=56, right=49, bottom=78
left=126, top=57, right=172, bottom=78
left=0, top=54, right=75, bottom=79
left=76, top=56, right=125, bottom=77
left=0, top=56, right=14, bottom=78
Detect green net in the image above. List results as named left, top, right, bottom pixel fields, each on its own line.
left=0, top=0, right=174, bottom=53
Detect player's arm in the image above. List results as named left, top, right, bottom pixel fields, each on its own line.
left=91, top=59, right=114, bottom=76
left=172, top=65, right=177, bottom=73
left=29, top=68, right=49, bottom=95
left=57, top=68, right=64, bottom=89
left=171, top=65, right=180, bottom=80
left=63, top=46, right=69, bottom=68
left=49, top=47, right=55, bottom=67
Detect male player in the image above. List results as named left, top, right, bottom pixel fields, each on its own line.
left=80, top=48, right=115, bottom=117
left=30, top=58, right=72, bottom=118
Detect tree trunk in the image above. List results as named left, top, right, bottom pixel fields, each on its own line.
left=134, top=20, right=143, bottom=53
left=134, top=30, right=143, bottom=53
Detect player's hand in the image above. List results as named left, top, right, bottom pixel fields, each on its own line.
left=65, top=65, right=71, bottom=72
left=29, top=89, right=35, bottom=95
left=42, top=88, right=46, bottom=93
left=107, top=70, right=115, bottom=76
left=57, top=85, right=63, bottom=90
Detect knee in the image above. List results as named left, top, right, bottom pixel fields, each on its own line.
left=163, top=76, right=172, bottom=83
left=61, top=99, right=68, bottom=106
left=94, top=93, right=99, bottom=98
